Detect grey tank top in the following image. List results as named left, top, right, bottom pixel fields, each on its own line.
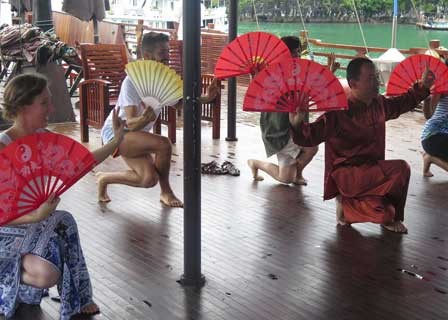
left=0, top=131, right=12, bottom=145
left=0, top=129, right=46, bottom=146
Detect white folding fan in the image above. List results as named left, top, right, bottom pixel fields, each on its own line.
left=125, top=60, right=183, bottom=109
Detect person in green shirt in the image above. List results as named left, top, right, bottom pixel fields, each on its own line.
left=247, top=36, right=319, bottom=185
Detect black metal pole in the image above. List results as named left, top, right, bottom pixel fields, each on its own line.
left=33, top=0, right=53, bottom=32
left=181, top=0, right=205, bottom=287
left=226, top=0, right=238, bottom=141
left=93, top=16, right=100, bottom=44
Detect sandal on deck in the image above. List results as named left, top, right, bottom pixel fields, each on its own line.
left=221, top=161, right=240, bottom=176
left=201, top=160, right=227, bottom=175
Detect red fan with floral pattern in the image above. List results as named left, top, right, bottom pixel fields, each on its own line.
left=0, top=132, right=96, bottom=226
left=214, top=31, right=291, bottom=79
left=386, top=54, right=448, bottom=95
left=243, top=58, right=348, bottom=112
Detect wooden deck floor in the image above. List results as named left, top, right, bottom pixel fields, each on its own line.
left=4, top=105, right=448, bottom=320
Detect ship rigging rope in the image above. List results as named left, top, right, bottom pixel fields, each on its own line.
left=296, top=0, right=314, bottom=60
left=251, top=0, right=260, bottom=30
left=249, top=0, right=314, bottom=60
left=410, top=0, right=431, bottom=50
left=351, top=0, right=369, bottom=56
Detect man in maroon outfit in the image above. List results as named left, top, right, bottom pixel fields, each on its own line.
left=289, top=57, right=435, bottom=233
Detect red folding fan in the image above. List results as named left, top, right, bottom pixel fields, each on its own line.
left=386, top=54, right=448, bottom=95
left=243, top=58, right=349, bottom=113
left=214, top=31, right=291, bottom=79
left=0, top=132, right=96, bottom=226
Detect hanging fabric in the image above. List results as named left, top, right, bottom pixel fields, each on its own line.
left=62, top=0, right=106, bottom=22
left=8, top=0, right=31, bottom=12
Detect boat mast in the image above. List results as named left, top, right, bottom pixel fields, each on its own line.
left=391, top=0, right=398, bottom=48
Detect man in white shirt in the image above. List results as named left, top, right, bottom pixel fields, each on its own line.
left=98, top=32, right=182, bottom=207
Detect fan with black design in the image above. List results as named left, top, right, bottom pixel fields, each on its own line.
left=0, top=132, right=96, bottom=226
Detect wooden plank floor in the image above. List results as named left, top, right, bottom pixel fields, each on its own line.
left=3, top=99, right=448, bottom=320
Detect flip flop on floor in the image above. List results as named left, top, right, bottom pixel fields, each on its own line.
left=201, top=160, right=227, bottom=175
left=221, top=161, right=240, bottom=176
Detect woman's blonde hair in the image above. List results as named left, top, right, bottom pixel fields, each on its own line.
left=2, top=73, right=48, bottom=120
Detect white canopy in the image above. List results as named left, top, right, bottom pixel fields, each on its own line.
left=373, top=47, right=406, bottom=86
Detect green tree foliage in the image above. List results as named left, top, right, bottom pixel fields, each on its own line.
left=238, top=0, right=446, bottom=19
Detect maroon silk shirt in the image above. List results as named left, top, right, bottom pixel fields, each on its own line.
left=290, top=83, right=429, bottom=200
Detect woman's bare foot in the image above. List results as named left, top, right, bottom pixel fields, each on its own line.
left=96, top=173, right=111, bottom=202
left=335, top=196, right=346, bottom=225
left=422, top=152, right=434, bottom=177
left=247, top=159, right=264, bottom=181
left=160, top=192, right=183, bottom=207
left=381, top=221, right=408, bottom=234
left=80, top=302, right=100, bottom=315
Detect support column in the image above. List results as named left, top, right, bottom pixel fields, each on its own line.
left=181, top=0, right=205, bottom=287
left=226, top=0, right=238, bottom=141
left=33, top=0, right=53, bottom=32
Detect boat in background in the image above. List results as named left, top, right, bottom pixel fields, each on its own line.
left=416, top=17, right=448, bottom=31
left=105, top=0, right=228, bottom=34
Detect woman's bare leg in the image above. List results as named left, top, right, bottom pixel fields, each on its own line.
left=22, top=254, right=100, bottom=314
left=21, top=254, right=60, bottom=289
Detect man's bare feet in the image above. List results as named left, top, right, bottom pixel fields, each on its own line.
left=382, top=221, right=408, bottom=234
left=80, top=302, right=100, bottom=315
left=247, top=159, right=264, bottom=181
left=422, top=152, right=434, bottom=177
left=335, top=196, right=346, bottom=225
left=160, top=192, right=183, bottom=207
left=293, top=176, right=308, bottom=186
left=96, top=173, right=111, bottom=203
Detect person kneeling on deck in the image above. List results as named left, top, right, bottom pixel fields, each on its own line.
left=98, top=32, right=218, bottom=207
left=421, top=60, right=448, bottom=178
left=247, top=36, right=322, bottom=185
left=289, top=57, right=435, bottom=233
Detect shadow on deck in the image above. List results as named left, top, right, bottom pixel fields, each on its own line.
left=4, top=109, right=448, bottom=320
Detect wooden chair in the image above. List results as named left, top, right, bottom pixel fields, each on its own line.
left=79, top=43, right=128, bottom=142
left=153, top=105, right=178, bottom=143
left=168, top=39, right=183, bottom=75
left=151, top=39, right=183, bottom=144
left=79, top=43, right=178, bottom=143
left=155, top=39, right=222, bottom=140
left=200, top=74, right=222, bottom=140
left=153, top=74, right=222, bottom=141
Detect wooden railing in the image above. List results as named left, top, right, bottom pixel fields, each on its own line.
left=301, top=31, right=448, bottom=71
